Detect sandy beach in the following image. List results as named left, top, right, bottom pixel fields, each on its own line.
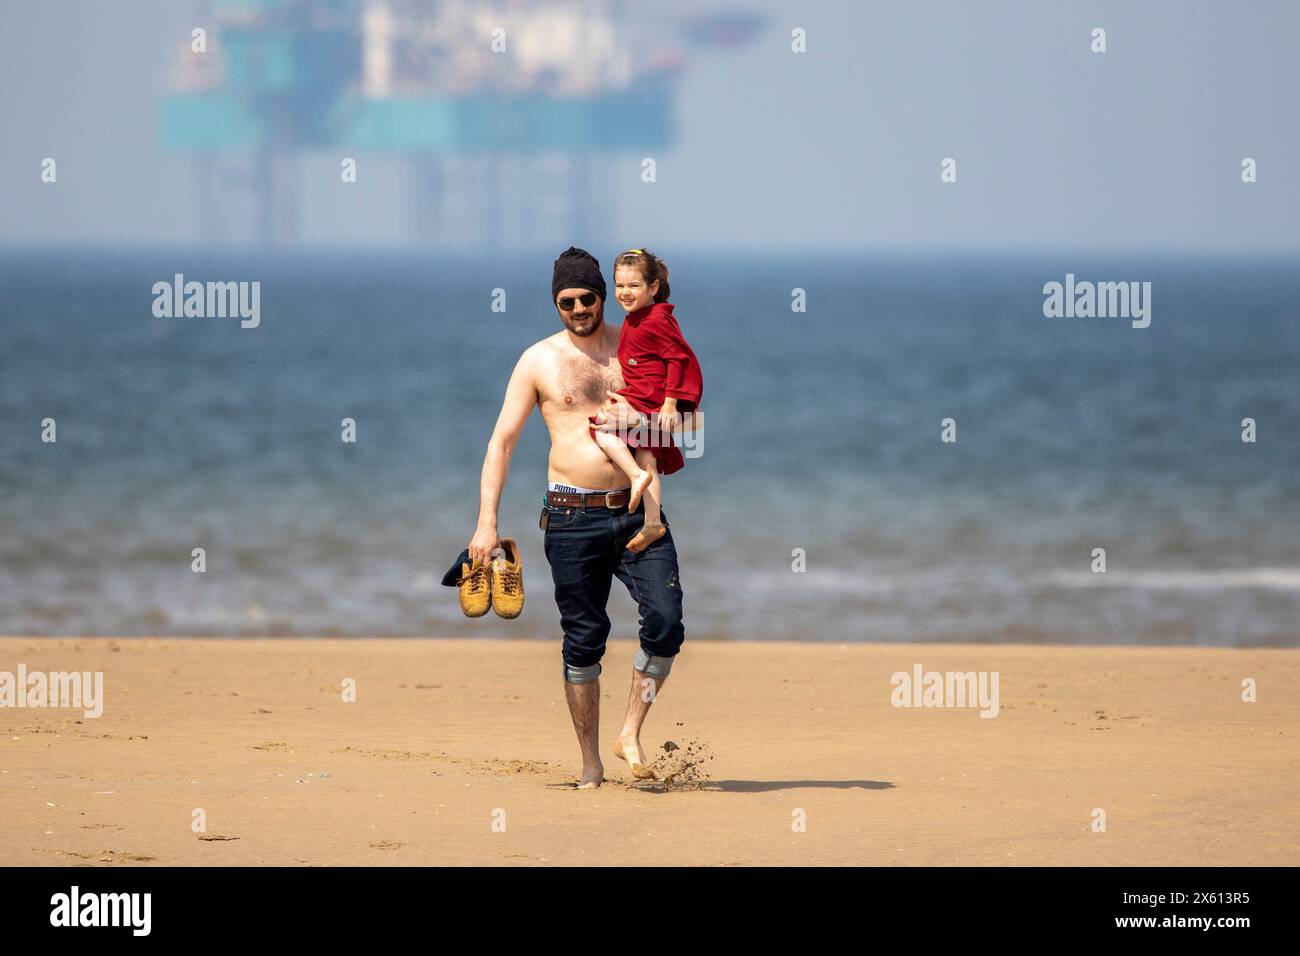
left=1, top=636, right=1296, bottom=866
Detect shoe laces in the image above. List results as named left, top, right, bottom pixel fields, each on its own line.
left=465, top=567, right=489, bottom=594
left=495, top=565, right=521, bottom=595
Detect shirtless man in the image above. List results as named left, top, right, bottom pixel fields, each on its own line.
left=467, top=247, right=684, bottom=788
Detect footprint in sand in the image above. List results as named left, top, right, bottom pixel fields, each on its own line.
left=45, top=848, right=157, bottom=862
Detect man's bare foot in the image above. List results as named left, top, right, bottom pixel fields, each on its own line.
left=614, top=734, right=657, bottom=779
left=628, top=470, right=653, bottom=512
left=576, top=762, right=604, bottom=788
left=625, top=521, right=666, bottom=553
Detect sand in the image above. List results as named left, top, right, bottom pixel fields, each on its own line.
left=1, top=637, right=1297, bottom=866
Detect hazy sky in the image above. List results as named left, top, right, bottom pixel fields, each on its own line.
left=2, top=0, right=1297, bottom=252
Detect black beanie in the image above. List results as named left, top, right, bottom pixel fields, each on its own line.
left=551, top=247, right=606, bottom=302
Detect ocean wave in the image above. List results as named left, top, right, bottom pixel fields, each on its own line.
left=1036, top=567, right=1300, bottom=591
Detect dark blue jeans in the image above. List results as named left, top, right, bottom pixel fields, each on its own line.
left=542, top=498, right=684, bottom=676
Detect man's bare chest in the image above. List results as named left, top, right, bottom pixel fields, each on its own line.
left=543, top=351, right=625, bottom=409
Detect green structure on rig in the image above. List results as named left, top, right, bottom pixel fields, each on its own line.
left=161, top=0, right=759, bottom=246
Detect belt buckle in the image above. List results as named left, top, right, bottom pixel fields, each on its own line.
left=603, top=491, right=620, bottom=509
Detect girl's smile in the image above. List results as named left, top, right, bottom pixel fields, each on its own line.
left=613, top=264, right=659, bottom=313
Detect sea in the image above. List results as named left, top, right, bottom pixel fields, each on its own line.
left=1, top=249, right=1297, bottom=646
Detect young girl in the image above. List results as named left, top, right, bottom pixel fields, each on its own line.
left=589, top=248, right=703, bottom=552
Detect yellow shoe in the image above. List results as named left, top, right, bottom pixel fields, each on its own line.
left=458, top=560, right=492, bottom=618
left=491, top=538, right=525, bottom=619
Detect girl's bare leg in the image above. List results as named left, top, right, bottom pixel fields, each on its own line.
left=591, top=429, right=654, bottom=510
left=625, top=448, right=666, bottom=553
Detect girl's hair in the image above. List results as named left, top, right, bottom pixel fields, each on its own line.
left=614, top=248, right=670, bottom=303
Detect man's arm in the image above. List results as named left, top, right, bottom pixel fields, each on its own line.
left=590, top=390, right=646, bottom=432
left=468, top=348, right=538, bottom=565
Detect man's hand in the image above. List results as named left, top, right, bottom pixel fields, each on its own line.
left=468, top=525, right=500, bottom=567
left=592, top=390, right=646, bottom=433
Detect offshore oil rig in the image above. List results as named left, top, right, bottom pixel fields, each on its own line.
left=161, top=0, right=761, bottom=248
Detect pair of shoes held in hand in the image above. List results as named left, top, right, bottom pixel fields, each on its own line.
left=459, top=537, right=524, bottom=619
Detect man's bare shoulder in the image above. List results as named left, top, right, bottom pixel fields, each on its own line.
left=519, top=334, right=567, bottom=370
left=520, top=325, right=621, bottom=374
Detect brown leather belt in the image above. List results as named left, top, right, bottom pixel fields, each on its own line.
left=546, top=488, right=632, bottom=510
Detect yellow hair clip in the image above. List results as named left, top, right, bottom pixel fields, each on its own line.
left=626, top=248, right=644, bottom=255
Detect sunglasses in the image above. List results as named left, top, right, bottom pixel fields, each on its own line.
left=556, top=292, right=598, bottom=311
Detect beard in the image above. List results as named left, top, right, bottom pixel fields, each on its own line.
left=561, top=308, right=603, bottom=337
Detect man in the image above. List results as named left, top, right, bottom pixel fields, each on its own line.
left=468, top=247, right=685, bottom=789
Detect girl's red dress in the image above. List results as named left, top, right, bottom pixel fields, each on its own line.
left=589, top=301, right=703, bottom=476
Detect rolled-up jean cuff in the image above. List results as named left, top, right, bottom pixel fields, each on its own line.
left=565, top=661, right=601, bottom=684
left=633, top=648, right=674, bottom=679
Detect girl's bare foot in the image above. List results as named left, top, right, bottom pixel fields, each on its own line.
left=625, top=521, right=666, bottom=553
left=628, top=470, right=653, bottom=512
left=614, top=734, right=656, bottom=779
